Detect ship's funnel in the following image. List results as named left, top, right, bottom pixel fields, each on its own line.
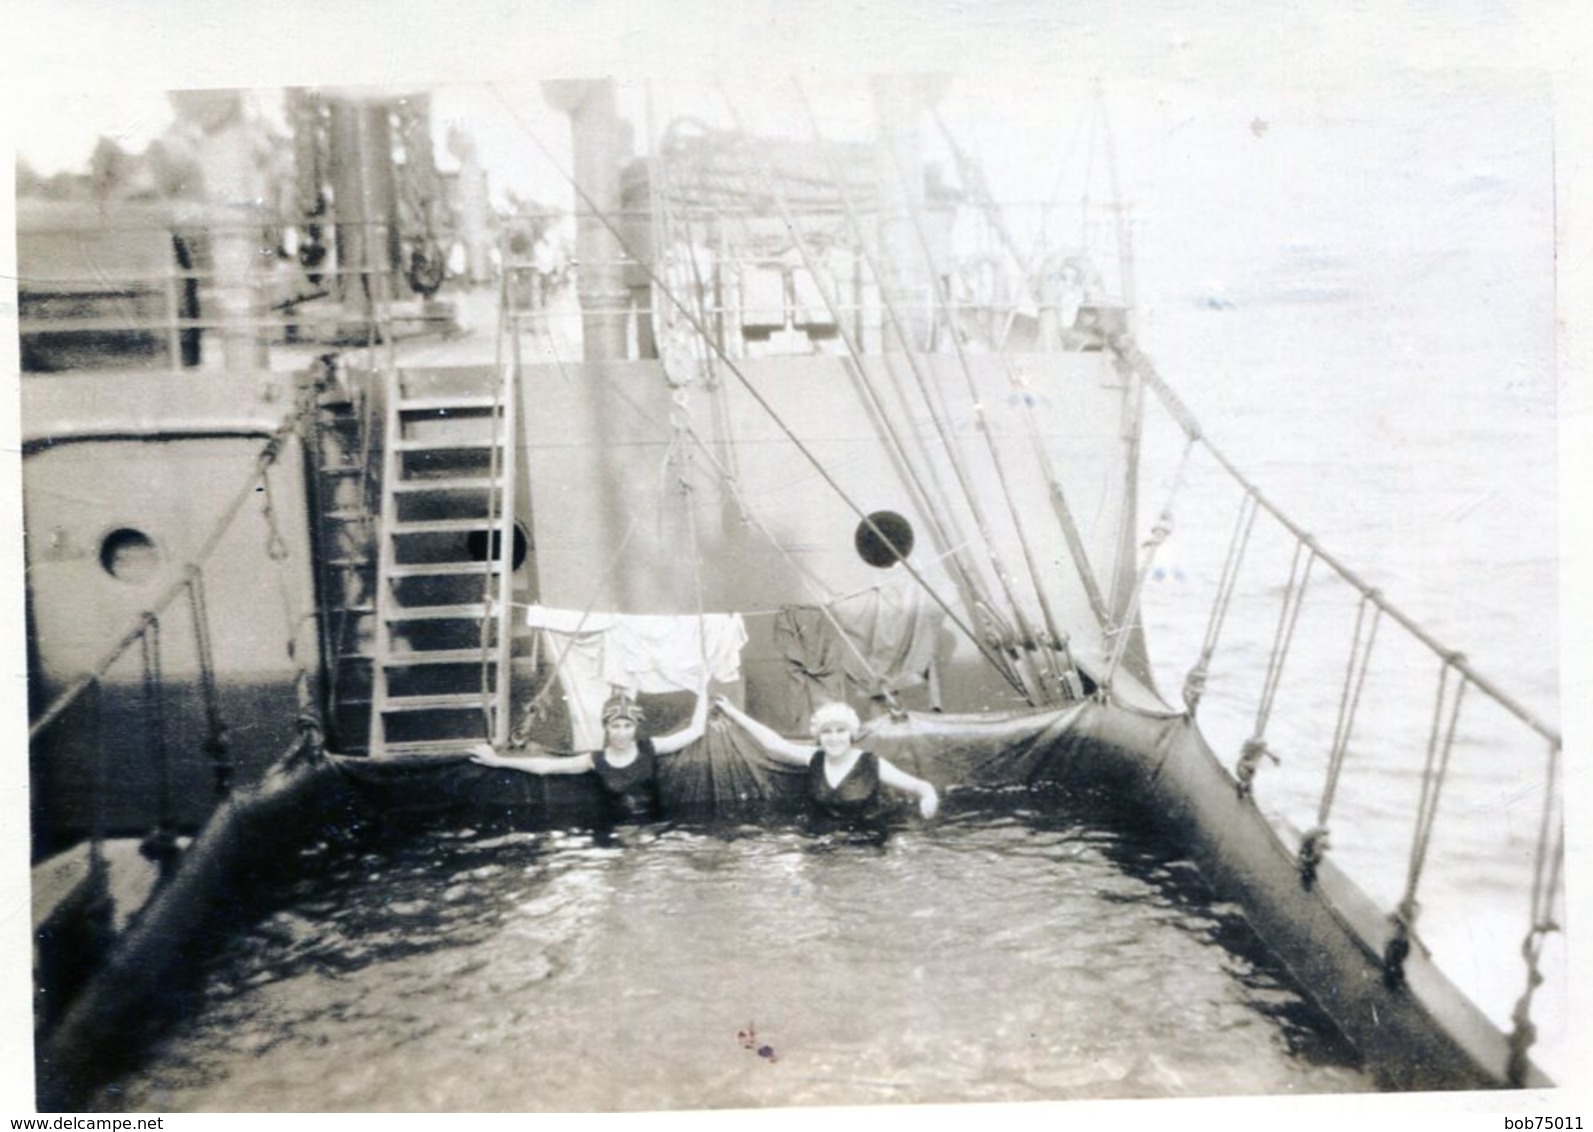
left=545, top=79, right=631, bottom=361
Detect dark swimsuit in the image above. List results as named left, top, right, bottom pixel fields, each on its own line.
left=807, top=748, right=882, bottom=819
left=590, top=738, right=661, bottom=821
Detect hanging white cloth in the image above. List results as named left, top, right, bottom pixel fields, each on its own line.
left=524, top=605, right=749, bottom=749
left=826, top=570, right=945, bottom=696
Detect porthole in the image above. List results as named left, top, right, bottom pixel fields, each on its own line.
left=854, top=510, right=914, bottom=569
left=465, top=522, right=530, bottom=570
left=99, top=527, right=161, bottom=584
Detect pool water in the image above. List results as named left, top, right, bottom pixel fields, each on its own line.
left=96, top=790, right=1373, bottom=1112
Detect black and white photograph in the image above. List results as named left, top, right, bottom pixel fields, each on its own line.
left=3, top=1, right=1584, bottom=1123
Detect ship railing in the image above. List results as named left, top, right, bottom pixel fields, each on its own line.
left=1108, top=329, right=1564, bottom=1084
left=27, top=403, right=321, bottom=868
left=17, top=210, right=440, bottom=371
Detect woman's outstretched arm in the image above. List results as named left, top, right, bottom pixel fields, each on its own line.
left=711, top=697, right=813, bottom=766
left=878, top=757, right=940, bottom=818
left=470, top=745, right=596, bottom=776
left=652, top=690, right=710, bottom=755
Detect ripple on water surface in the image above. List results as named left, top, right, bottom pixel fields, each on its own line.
left=98, top=795, right=1374, bottom=1112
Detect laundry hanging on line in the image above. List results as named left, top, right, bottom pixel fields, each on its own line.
left=523, top=605, right=749, bottom=750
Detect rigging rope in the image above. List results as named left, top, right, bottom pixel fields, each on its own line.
left=776, top=82, right=1051, bottom=697
left=185, top=568, right=233, bottom=800
left=1101, top=437, right=1195, bottom=696
left=1182, top=487, right=1260, bottom=714
left=1507, top=734, right=1564, bottom=1085
left=136, top=614, right=181, bottom=882
left=705, top=98, right=1008, bottom=690
left=928, top=101, right=1116, bottom=642
left=1235, top=533, right=1317, bottom=799
left=875, top=116, right=1081, bottom=699
left=1384, top=653, right=1469, bottom=987
left=487, top=84, right=1027, bottom=699
left=673, top=415, right=902, bottom=703
left=258, top=460, right=318, bottom=727
left=31, top=424, right=299, bottom=743
left=1299, top=589, right=1383, bottom=888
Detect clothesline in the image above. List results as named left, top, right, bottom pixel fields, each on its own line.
left=499, top=541, right=973, bottom=622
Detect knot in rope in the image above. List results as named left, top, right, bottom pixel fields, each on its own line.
left=1181, top=655, right=1209, bottom=714
left=204, top=725, right=234, bottom=798
left=278, top=712, right=325, bottom=771
left=974, top=601, right=1017, bottom=652
left=257, top=470, right=291, bottom=561
left=1297, top=826, right=1330, bottom=890
left=1505, top=920, right=1559, bottom=1083
left=1382, top=899, right=1420, bottom=989
left=139, top=823, right=183, bottom=884
left=1506, top=1011, right=1538, bottom=1086
left=1234, top=736, right=1276, bottom=799
left=295, top=710, right=323, bottom=742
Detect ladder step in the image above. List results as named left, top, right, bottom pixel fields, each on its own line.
left=381, top=693, right=489, bottom=713
left=387, top=561, right=505, bottom=578
left=379, top=740, right=486, bottom=759
left=328, top=557, right=376, bottom=569
left=386, top=603, right=488, bottom=621
left=398, top=395, right=499, bottom=413
left=326, top=508, right=373, bottom=522
left=394, top=437, right=501, bottom=453
left=392, top=476, right=502, bottom=493
left=319, top=465, right=366, bottom=477
left=392, top=519, right=493, bottom=534
left=382, top=648, right=502, bottom=666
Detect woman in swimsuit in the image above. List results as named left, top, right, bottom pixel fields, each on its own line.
left=470, top=691, right=708, bottom=820
left=712, top=697, right=939, bottom=819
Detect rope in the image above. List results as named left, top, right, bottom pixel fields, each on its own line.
left=30, top=423, right=300, bottom=743
left=490, top=84, right=1026, bottom=698
left=705, top=103, right=1011, bottom=691
left=1014, top=361, right=1116, bottom=636
left=1116, top=326, right=1557, bottom=750
left=773, top=82, right=1047, bottom=697
left=88, top=678, right=107, bottom=873
left=1507, top=736, right=1564, bottom=1084
left=1101, top=438, right=1195, bottom=695
left=135, top=614, right=181, bottom=882
left=185, top=568, right=233, bottom=800
left=1236, top=533, right=1317, bottom=799
left=1183, top=488, right=1260, bottom=715
left=673, top=416, right=902, bottom=703
left=1385, top=653, right=1469, bottom=986
left=258, top=459, right=320, bottom=743
left=1299, top=590, right=1382, bottom=888
left=876, top=117, right=1081, bottom=699
left=507, top=512, right=646, bottom=747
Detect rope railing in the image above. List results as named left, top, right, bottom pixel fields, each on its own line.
left=1114, top=326, right=1563, bottom=1067
left=1112, top=329, right=1560, bottom=749
left=1298, top=589, right=1383, bottom=889
left=28, top=412, right=307, bottom=744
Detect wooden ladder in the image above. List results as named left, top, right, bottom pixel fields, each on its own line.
left=368, top=364, right=518, bottom=758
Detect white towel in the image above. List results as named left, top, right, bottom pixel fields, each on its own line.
left=525, top=605, right=748, bottom=749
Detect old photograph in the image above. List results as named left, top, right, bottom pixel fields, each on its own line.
left=4, top=1, right=1581, bottom=1122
